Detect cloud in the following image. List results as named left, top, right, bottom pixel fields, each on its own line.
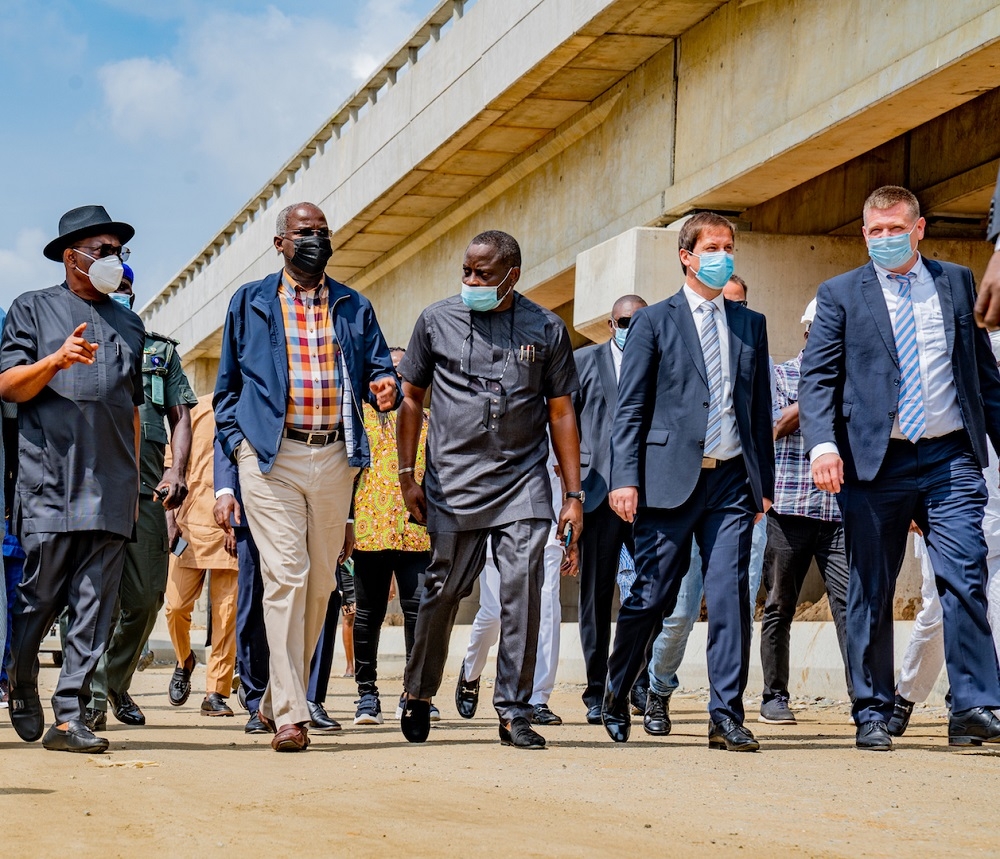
left=0, top=229, right=62, bottom=309
left=95, top=3, right=428, bottom=185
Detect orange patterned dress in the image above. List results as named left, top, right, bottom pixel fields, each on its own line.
left=353, top=404, right=431, bottom=553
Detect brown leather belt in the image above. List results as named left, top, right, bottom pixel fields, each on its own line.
left=701, top=456, right=719, bottom=469
left=283, top=424, right=344, bottom=446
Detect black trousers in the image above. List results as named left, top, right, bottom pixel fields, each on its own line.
left=352, top=549, right=427, bottom=697
left=759, top=512, right=853, bottom=702
left=8, top=530, right=127, bottom=724
left=404, top=519, right=548, bottom=722
left=578, top=503, right=636, bottom=708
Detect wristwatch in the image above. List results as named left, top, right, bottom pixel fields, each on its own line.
left=565, top=490, right=586, bottom=504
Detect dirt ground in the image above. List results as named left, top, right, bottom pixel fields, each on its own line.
left=3, top=661, right=999, bottom=859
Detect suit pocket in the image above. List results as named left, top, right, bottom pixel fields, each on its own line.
left=646, top=429, right=670, bottom=445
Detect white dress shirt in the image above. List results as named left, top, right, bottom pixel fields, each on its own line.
left=682, top=284, right=741, bottom=459
left=809, top=253, right=963, bottom=461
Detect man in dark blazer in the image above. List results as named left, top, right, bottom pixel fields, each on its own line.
left=573, top=294, right=647, bottom=724
left=603, top=212, right=774, bottom=751
left=800, top=184, right=1000, bottom=751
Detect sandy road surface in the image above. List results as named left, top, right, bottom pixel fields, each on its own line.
left=3, top=663, right=997, bottom=858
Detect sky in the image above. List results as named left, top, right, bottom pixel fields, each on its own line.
left=0, top=0, right=439, bottom=311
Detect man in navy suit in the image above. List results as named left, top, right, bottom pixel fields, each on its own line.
left=573, top=293, right=647, bottom=724
left=603, top=212, right=774, bottom=751
left=800, top=185, right=1000, bottom=751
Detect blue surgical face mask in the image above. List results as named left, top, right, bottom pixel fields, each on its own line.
left=691, top=251, right=734, bottom=289
left=461, top=267, right=513, bottom=312
left=110, top=292, right=133, bottom=309
left=614, top=326, right=628, bottom=349
left=867, top=223, right=917, bottom=270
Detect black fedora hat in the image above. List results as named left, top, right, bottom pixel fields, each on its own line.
left=43, top=205, right=135, bottom=261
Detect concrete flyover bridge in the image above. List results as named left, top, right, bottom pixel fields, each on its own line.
left=141, top=0, right=1000, bottom=645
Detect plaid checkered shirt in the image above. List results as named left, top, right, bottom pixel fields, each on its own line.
left=773, top=354, right=840, bottom=521
left=279, top=273, right=342, bottom=432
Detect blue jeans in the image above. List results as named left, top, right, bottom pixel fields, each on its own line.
left=649, top=514, right=767, bottom=696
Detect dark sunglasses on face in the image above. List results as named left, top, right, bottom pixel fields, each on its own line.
left=73, top=244, right=130, bottom=262
left=614, top=316, right=631, bottom=329
left=283, top=228, right=331, bottom=238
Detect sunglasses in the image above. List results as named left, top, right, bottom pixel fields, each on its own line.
left=73, top=243, right=130, bottom=262
left=614, top=316, right=632, bottom=329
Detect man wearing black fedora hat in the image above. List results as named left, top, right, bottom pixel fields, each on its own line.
left=0, top=205, right=146, bottom=753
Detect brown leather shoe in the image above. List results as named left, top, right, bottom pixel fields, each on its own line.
left=271, top=722, right=308, bottom=752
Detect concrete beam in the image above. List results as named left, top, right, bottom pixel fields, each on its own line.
left=660, top=0, right=1000, bottom=219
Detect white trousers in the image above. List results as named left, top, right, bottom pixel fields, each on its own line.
left=897, top=536, right=1000, bottom=703
left=463, top=526, right=563, bottom=706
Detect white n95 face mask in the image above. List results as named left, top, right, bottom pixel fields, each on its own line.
left=75, top=250, right=124, bottom=294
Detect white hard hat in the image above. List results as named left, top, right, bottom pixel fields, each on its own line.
left=801, top=298, right=817, bottom=325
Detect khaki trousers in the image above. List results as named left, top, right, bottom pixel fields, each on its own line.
left=164, top=562, right=239, bottom=697
left=237, top=437, right=356, bottom=728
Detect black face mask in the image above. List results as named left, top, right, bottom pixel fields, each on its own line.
left=289, top=235, right=333, bottom=275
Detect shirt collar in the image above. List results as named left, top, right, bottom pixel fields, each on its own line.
left=871, top=252, right=926, bottom=285
left=682, top=283, right=726, bottom=315
left=280, top=269, right=327, bottom=296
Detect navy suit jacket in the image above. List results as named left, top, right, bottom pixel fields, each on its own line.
left=610, top=290, right=774, bottom=511
left=799, top=258, right=1000, bottom=483
left=574, top=340, right=619, bottom=512
left=989, top=164, right=1000, bottom=244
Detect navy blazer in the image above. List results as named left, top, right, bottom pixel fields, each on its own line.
left=610, top=290, right=774, bottom=511
left=574, top=340, right=619, bottom=512
left=799, top=258, right=1000, bottom=483
left=213, top=272, right=400, bottom=473
left=989, top=164, right=1000, bottom=244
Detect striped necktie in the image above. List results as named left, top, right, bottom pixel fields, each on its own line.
left=889, top=272, right=926, bottom=442
left=698, top=301, right=723, bottom=453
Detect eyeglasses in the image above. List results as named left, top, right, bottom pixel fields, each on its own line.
left=282, top=228, right=331, bottom=238
left=614, top=316, right=632, bottom=330
left=73, top=244, right=130, bottom=262
left=734, top=300, right=748, bottom=308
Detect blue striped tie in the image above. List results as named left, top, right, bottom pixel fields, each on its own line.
left=889, top=272, right=926, bottom=442
left=699, top=301, right=724, bottom=453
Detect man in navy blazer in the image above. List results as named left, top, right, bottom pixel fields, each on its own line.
left=603, top=212, right=774, bottom=751
left=573, top=294, right=647, bottom=724
left=800, top=185, right=1000, bottom=750
left=214, top=201, right=398, bottom=751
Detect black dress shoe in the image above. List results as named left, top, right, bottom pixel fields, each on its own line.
left=531, top=703, right=563, bottom=726
left=168, top=653, right=195, bottom=706
left=108, top=689, right=146, bottom=726
left=643, top=691, right=671, bottom=736
left=9, top=690, right=45, bottom=743
left=948, top=707, right=1000, bottom=747
left=708, top=717, right=760, bottom=752
left=602, top=689, right=631, bottom=743
left=630, top=684, right=649, bottom=716
left=500, top=716, right=546, bottom=749
left=886, top=693, right=914, bottom=737
left=308, top=700, right=342, bottom=733
left=42, top=720, right=110, bottom=753
left=245, top=711, right=273, bottom=734
left=400, top=698, right=431, bottom=743
left=201, top=693, right=234, bottom=717
left=585, top=704, right=603, bottom=725
left=856, top=720, right=893, bottom=751
left=455, top=664, right=479, bottom=720
left=84, top=707, right=107, bottom=732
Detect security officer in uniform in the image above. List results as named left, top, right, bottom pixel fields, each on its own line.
left=86, top=265, right=197, bottom=729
